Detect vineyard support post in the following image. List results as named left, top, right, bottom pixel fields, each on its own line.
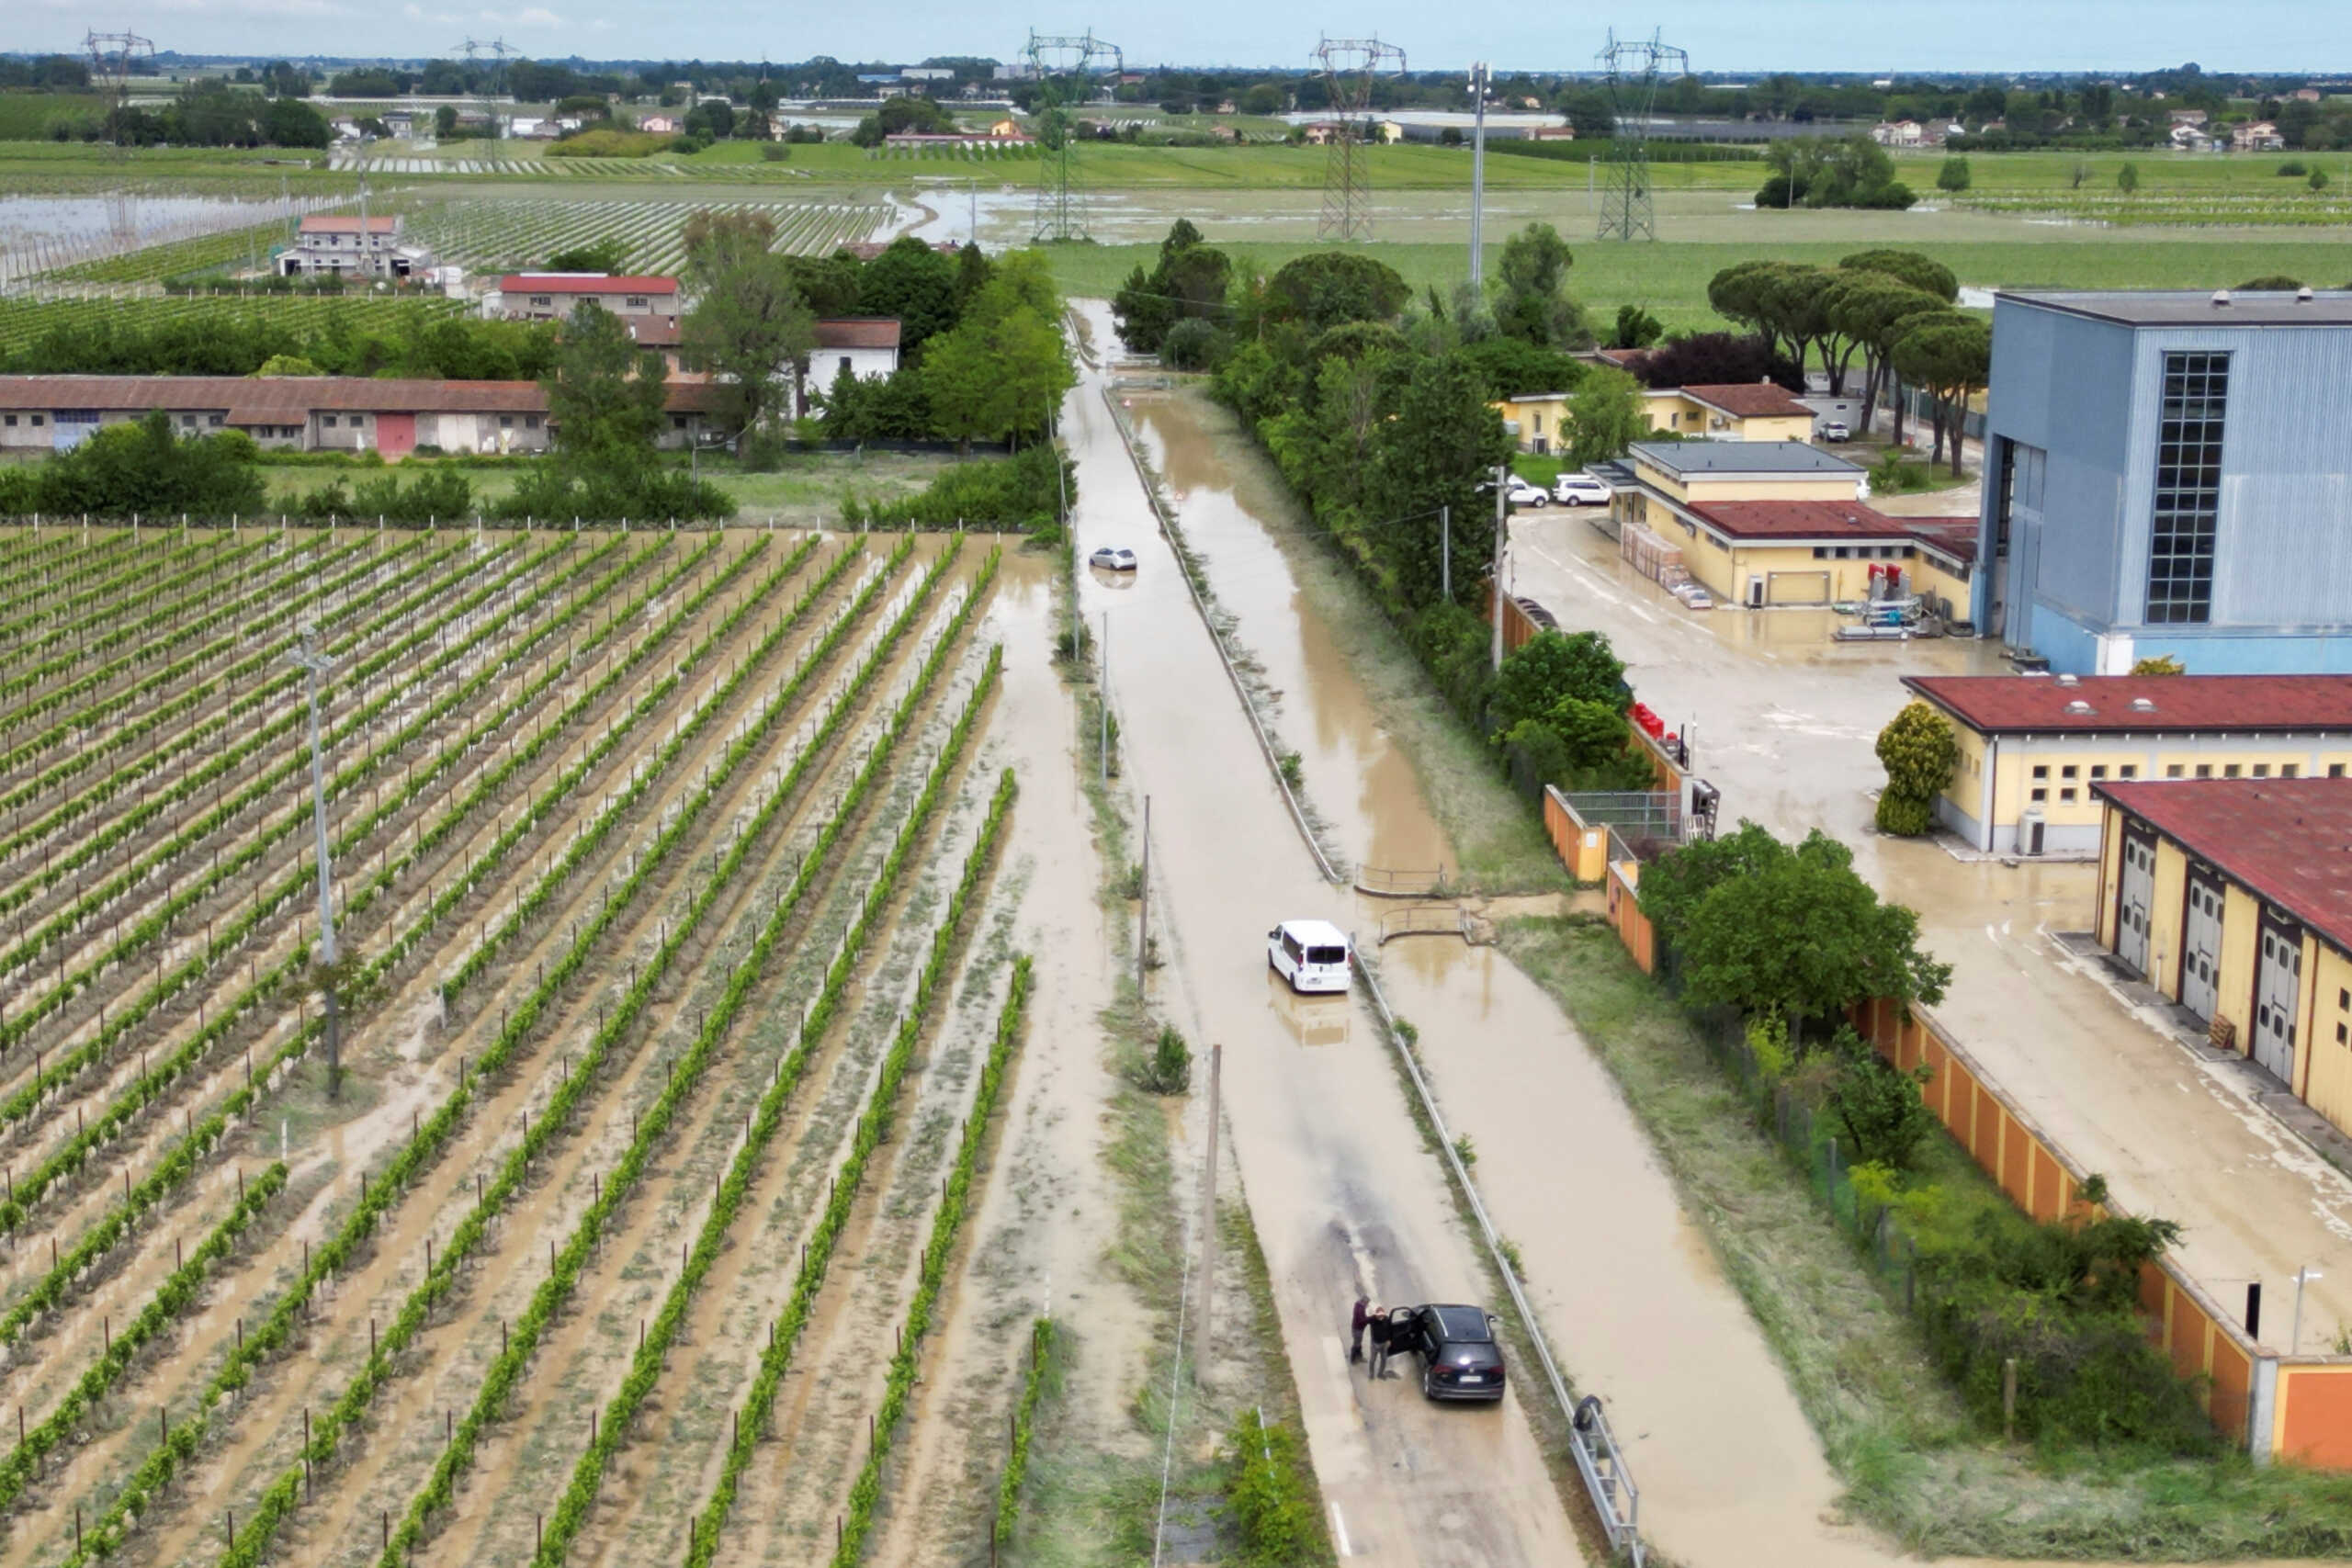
left=290, top=626, right=342, bottom=1100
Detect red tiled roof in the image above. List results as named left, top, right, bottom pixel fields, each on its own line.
left=626, top=316, right=683, bottom=346
left=300, top=215, right=399, bottom=234
left=498, top=274, right=679, bottom=295
left=1685, top=499, right=1912, bottom=541
left=1678, top=382, right=1814, bottom=420
left=0, top=375, right=715, bottom=423
left=1904, top=674, right=2352, bottom=737
left=2092, top=778, right=2352, bottom=957
left=1900, top=517, right=1980, bottom=562
left=813, top=317, right=901, bottom=351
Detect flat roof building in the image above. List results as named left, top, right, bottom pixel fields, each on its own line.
left=1901, top=672, right=2352, bottom=855
left=1977, top=288, right=2352, bottom=676
left=2088, top=777, right=2352, bottom=1133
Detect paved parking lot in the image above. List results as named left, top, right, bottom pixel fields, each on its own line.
left=1510, top=511, right=2352, bottom=1348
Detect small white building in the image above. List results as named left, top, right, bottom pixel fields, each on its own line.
left=282, top=214, right=409, bottom=277
left=1871, top=119, right=1924, bottom=147
left=2232, top=120, right=2287, bottom=152
left=811, top=318, right=901, bottom=384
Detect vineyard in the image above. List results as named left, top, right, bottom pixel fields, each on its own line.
left=399, top=197, right=893, bottom=276
left=0, top=523, right=1040, bottom=1568
left=0, top=293, right=469, bottom=356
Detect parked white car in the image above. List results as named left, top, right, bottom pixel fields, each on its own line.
left=1268, top=919, right=1353, bottom=994
left=1501, top=475, right=1548, bottom=509
left=1089, top=545, right=1137, bottom=571
left=1552, top=472, right=1613, bottom=507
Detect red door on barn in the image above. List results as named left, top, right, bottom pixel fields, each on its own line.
left=375, top=412, right=417, bottom=458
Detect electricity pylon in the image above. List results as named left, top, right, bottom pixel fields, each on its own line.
left=1025, top=29, right=1123, bottom=243
left=83, top=31, right=155, bottom=146
left=1595, top=29, right=1688, bottom=242
left=1315, top=35, right=1407, bottom=242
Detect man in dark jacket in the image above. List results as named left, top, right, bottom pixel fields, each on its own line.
left=1367, top=1303, right=1392, bottom=1379
left=1350, top=1296, right=1370, bottom=1363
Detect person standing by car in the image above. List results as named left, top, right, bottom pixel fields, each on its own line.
left=1350, top=1295, right=1370, bottom=1364
left=1366, top=1303, right=1391, bottom=1379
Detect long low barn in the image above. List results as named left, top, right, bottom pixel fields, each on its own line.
left=0, top=376, right=727, bottom=457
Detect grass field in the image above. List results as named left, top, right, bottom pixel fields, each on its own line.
left=0, top=93, right=110, bottom=141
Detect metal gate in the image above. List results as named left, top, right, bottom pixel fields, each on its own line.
left=2252, top=913, right=2304, bottom=1083
left=2180, top=870, right=2224, bottom=1021
left=1766, top=570, right=1831, bottom=604
left=2117, top=830, right=2155, bottom=976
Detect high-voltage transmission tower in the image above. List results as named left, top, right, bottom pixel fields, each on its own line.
left=455, top=37, right=515, bottom=138
left=83, top=30, right=155, bottom=145
left=1025, top=29, right=1122, bottom=243
left=1595, top=29, right=1687, bottom=241
left=1314, top=35, right=1406, bottom=242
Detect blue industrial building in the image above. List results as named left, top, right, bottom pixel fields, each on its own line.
left=1975, top=289, right=2352, bottom=674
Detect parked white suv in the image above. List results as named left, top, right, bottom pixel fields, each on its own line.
left=1268, top=919, right=1353, bottom=994
left=1552, top=473, right=1612, bottom=507
left=1501, top=475, right=1548, bottom=509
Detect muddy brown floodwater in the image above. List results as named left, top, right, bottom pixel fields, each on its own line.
left=1086, top=361, right=2329, bottom=1568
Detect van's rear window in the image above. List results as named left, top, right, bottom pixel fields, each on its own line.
left=1306, top=945, right=1348, bottom=964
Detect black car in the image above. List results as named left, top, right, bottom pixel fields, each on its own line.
left=1388, top=1303, right=1505, bottom=1402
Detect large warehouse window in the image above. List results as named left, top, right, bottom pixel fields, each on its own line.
left=2146, top=351, right=2228, bottom=624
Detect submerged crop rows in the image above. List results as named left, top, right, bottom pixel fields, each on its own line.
left=0, top=522, right=1035, bottom=1568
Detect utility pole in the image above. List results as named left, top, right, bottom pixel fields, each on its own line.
left=1136, top=795, right=1151, bottom=996
left=1440, top=504, right=1451, bottom=603
left=1489, top=466, right=1509, bottom=670
left=1467, top=62, right=1489, bottom=288
left=1099, top=610, right=1110, bottom=786
left=290, top=626, right=342, bottom=1099
left=1193, top=1042, right=1222, bottom=1387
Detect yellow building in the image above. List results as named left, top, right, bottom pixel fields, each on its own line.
left=1595, top=439, right=1975, bottom=611
left=1638, top=381, right=1818, bottom=443
left=1493, top=391, right=1571, bottom=455
left=2089, top=777, right=2352, bottom=1135
left=1903, top=674, right=2352, bottom=855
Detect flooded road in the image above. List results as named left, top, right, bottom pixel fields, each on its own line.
left=1090, top=363, right=1909, bottom=1567
left=1073, top=329, right=1577, bottom=1567
left=1126, top=397, right=1453, bottom=878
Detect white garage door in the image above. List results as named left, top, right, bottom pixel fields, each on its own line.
left=2252, top=918, right=2302, bottom=1084
left=2180, top=871, right=2224, bottom=1021
left=2117, top=832, right=2155, bottom=976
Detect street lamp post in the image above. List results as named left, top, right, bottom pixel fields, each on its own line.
left=289, top=626, right=342, bottom=1100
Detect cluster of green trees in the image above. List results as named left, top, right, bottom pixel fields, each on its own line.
left=74, top=82, right=329, bottom=149
left=1106, top=221, right=1664, bottom=786
left=1, top=311, right=560, bottom=381
left=0, top=56, right=90, bottom=90
left=0, top=412, right=266, bottom=517
left=849, top=95, right=956, bottom=146
left=814, top=240, right=1073, bottom=452
left=1707, top=250, right=1988, bottom=473
left=1641, top=821, right=2215, bottom=1452
left=1754, top=134, right=1917, bottom=210
left=1873, top=700, right=1960, bottom=835
left=511, top=303, right=730, bottom=520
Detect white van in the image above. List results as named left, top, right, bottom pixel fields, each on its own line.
left=1267, top=919, right=1353, bottom=994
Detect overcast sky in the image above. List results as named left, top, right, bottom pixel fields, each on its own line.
left=13, top=0, right=2350, bottom=73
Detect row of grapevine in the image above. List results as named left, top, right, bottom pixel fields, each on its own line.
left=835, top=942, right=1035, bottom=1565
left=181, top=539, right=948, bottom=1568
left=0, top=537, right=639, bottom=1215
left=377, top=555, right=994, bottom=1568
left=0, top=534, right=768, bottom=1351
left=0, top=292, right=469, bottom=355
left=682, top=739, right=1016, bottom=1568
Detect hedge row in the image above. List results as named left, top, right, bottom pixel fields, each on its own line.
left=407, top=558, right=1001, bottom=1568
left=58, top=537, right=922, bottom=1568
left=833, top=948, right=1036, bottom=1566
left=684, top=749, right=1018, bottom=1568
left=0, top=535, right=743, bottom=1347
